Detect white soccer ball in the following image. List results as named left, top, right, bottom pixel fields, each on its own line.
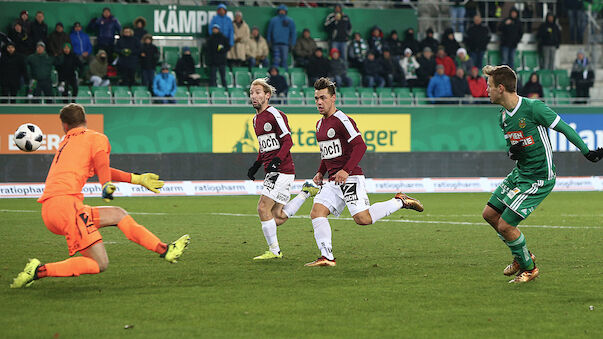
left=13, top=123, right=44, bottom=152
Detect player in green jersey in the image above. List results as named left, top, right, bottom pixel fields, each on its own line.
left=481, top=65, right=602, bottom=283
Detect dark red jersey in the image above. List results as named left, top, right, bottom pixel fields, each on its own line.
left=253, top=106, right=295, bottom=174
left=315, top=110, right=366, bottom=179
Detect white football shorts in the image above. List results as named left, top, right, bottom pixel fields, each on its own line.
left=261, top=172, right=294, bottom=205
left=313, top=175, right=371, bottom=217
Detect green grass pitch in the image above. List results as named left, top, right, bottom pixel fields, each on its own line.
left=2, top=192, right=602, bottom=338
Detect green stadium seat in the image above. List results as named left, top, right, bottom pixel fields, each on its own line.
left=133, top=89, right=151, bottom=104
left=517, top=70, right=532, bottom=86
left=487, top=50, right=501, bottom=66
left=412, top=88, right=429, bottom=105
left=303, top=88, right=315, bottom=104
left=190, top=87, right=209, bottom=104
left=210, top=87, right=229, bottom=104
left=216, top=71, right=234, bottom=88
left=347, top=69, right=362, bottom=87
left=287, top=90, right=304, bottom=105
left=553, top=89, right=572, bottom=105
left=339, top=87, right=358, bottom=105
left=542, top=87, right=553, bottom=99
left=394, top=87, right=413, bottom=105
left=290, top=69, right=307, bottom=88
left=522, top=51, right=539, bottom=71
left=234, top=70, right=251, bottom=88
left=93, top=88, right=112, bottom=104
left=376, top=87, right=395, bottom=105
left=554, top=70, right=570, bottom=89
left=358, top=87, right=376, bottom=105
left=514, top=50, right=522, bottom=70
left=163, top=47, right=180, bottom=68
left=174, top=87, right=190, bottom=104
left=229, top=88, right=248, bottom=104
left=112, top=86, right=132, bottom=104
left=537, top=70, right=554, bottom=88
left=75, top=89, right=93, bottom=104
left=188, top=46, right=200, bottom=66
left=252, top=68, right=269, bottom=80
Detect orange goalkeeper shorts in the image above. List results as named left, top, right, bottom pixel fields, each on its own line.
left=41, top=195, right=102, bottom=256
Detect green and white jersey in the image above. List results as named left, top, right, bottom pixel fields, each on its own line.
left=499, top=97, right=561, bottom=180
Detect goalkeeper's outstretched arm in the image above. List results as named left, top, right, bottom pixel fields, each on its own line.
left=110, top=168, right=165, bottom=193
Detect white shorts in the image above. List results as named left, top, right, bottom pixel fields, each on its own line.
left=313, top=175, right=371, bottom=217
left=261, top=172, right=294, bottom=205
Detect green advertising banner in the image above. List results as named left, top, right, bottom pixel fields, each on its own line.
left=1, top=105, right=601, bottom=154
left=0, top=2, right=417, bottom=39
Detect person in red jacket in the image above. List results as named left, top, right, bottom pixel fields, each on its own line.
left=435, top=46, right=456, bottom=77
left=467, top=66, right=488, bottom=103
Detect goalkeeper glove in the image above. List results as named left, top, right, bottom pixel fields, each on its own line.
left=247, top=160, right=262, bottom=180
left=267, top=157, right=281, bottom=173
left=131, top=173, right=165, bottom=193
left=585, top=148, right=603, bottom=162
left=508, top=140, right=524, bottom=160
left=102, top=182, right=116, bottom=202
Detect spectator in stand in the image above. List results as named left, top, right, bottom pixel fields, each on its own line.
left=70, top=22, right=92, bottom=63
left=153, top=63, right=177, bottom=104
left=139, top=34, right=159, bottom=89
left=520, top=72, right=544, bottom=99
left=0, top=42, right=27, bottom=103
left=26, top=41, right=54, bottom=102
left=88, top=7, right=121, bottom=62
left=88, top=49, right=110, bottom=87
left=455, top=47, right=474, bottom=73
left=416, top=46, right=436, bottom=87
left=401, top=28, right=420, bottom=55
left=55, top=42, right=82, bottom=100
left=267, top=4, right=296, bottom=70
left=307, top=47, right=330, bottom=85
left=450, top=67, right=471, bottom=102
left=9, top=22, right=32, bottom=55
left=570, top=50, right=594, bottom=103
left=367, top=26, right=384, bottom=57
left=15, top=10, right=31, bottom=36
left=324, top=4, right=352, bottom=63
left=363, top=51, right=385, bottom=88
left=427, top=64, right=452, bottom=104
left=537, top=13, right=561, bottom=70
left=206, top=24, right=230, bottom=87
left=210, top=4, right=234, bottom=49
left=449, top=0, right=466, bottom=33
left=246, top=27, right=269, bottom=69
left=385, top=30, right=403, bottom=61
left=419, top=28, right=439, bottom=56
left=30, top=11, right=48, bottom=49
left=328, top=47, right=352, bottom=87
left=441, top=28, right=460, bottom=61
left=175, top=46, right=200, bottom=86
left=498, top=7, right=522, bottom=70
left=565, top=0, right=586, bottom=44
left=348, top=32, right=368, bottom=69
left=227, top=11, right=250, bottom=67
left=115, top=26, right=140, bottom=86
left=293, top=28, right=317, bottom=68
left=464, top=14, right=490, bottom=70
left=467, top=66, right=488, bottom=101
left=380, top=49, right=404, bottom=87
left=133, top=17, right=147, bottom=42
left=435, top=46, right=456, bottom=77
left=400, top=48, right=420, bottom=87
left=47, top=23, right=71, bottom=57
left=267, top=66, right=289, bottom=103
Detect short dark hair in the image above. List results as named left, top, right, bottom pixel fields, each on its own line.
left=60, top=103, right=87, bottom=128
left=482, top=65, right=517, bottom=93
left=314, top=77, right=336, bottom=96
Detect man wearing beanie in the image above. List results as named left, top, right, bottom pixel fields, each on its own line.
left=48, top=22, right=71, bottom=57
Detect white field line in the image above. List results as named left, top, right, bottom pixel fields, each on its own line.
left=0, top=209, right=167, bottom=216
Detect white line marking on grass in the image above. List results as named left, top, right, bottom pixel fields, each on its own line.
left=0, top=209, right=38, bottom=213
left=129, top=212, right=168, bottom=215
left=0, top=209, right=167, bottom=216
left=209, top=212, right=602, bottom=229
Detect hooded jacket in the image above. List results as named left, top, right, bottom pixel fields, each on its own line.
left=88, top=50, right=108, bottom=79
left=88, top=14, right=121, bottom=46
left=206, top=30, right=230, bottom=65
left=499, top=8, right=523, bottom=48
left=140, top=38, right=159, bottom=70
left=153, top=72, right=177, bottom=97
left=69, top=29, right=93, bottom=56
left=441, top=28, right=460, bottom=60
left=267, top=5, right=296, bottom=46
left=385, top=31, right=403, bottom=57
left=536, top=14, right=561, bottom=48
left=175, top=53, right=196, bottom=84
left=419, top=28, right=439, bottom=55
left=401, top=28, right=420, bottom=55
left=115, top=33, right=141, bottom=69
left=227, top=18, right=250, bottom=61
left=133, top=17, right=147, bottom=41
left=209, top=7, right=234, bottom=47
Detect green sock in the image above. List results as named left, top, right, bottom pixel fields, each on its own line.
left=505, top=232, right=534, bottom=270
left=497, top=233, right=506, bottom=243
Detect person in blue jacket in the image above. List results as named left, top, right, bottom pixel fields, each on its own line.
left=88, top=7, right=121, bottom=62
left=153, top=64, right=177, bottom=104
left=209, top=3, right=234, bottom=48
left=69, top=22, right=92, bottom=63
left=267, top=4, right=296, bottom=70
left=427, top=64, right=453, bottom=104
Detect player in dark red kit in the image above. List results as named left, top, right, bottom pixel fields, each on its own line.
left=247, top=78, right=318, bottom=260
left=305, top=78, right=424, bottom=267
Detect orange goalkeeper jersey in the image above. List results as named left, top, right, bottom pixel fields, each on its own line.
left=38, top=127, right=110, bottom=203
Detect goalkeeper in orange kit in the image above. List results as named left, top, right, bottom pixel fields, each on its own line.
left=10, top=103, right=190, bottom=288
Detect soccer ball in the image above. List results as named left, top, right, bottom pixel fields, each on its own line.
left=13, top=123, right=44, bottom=152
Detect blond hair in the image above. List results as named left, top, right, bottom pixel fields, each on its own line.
left=482, top=65, right=517, bottom=93
left=250, top=78, right=276, bottom=96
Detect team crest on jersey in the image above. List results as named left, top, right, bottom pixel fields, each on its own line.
left=264, top=122, right=272, bottom=132
left=518, top=118, right=526, bottom=129
left=327, top=128, right=336, bottom=138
